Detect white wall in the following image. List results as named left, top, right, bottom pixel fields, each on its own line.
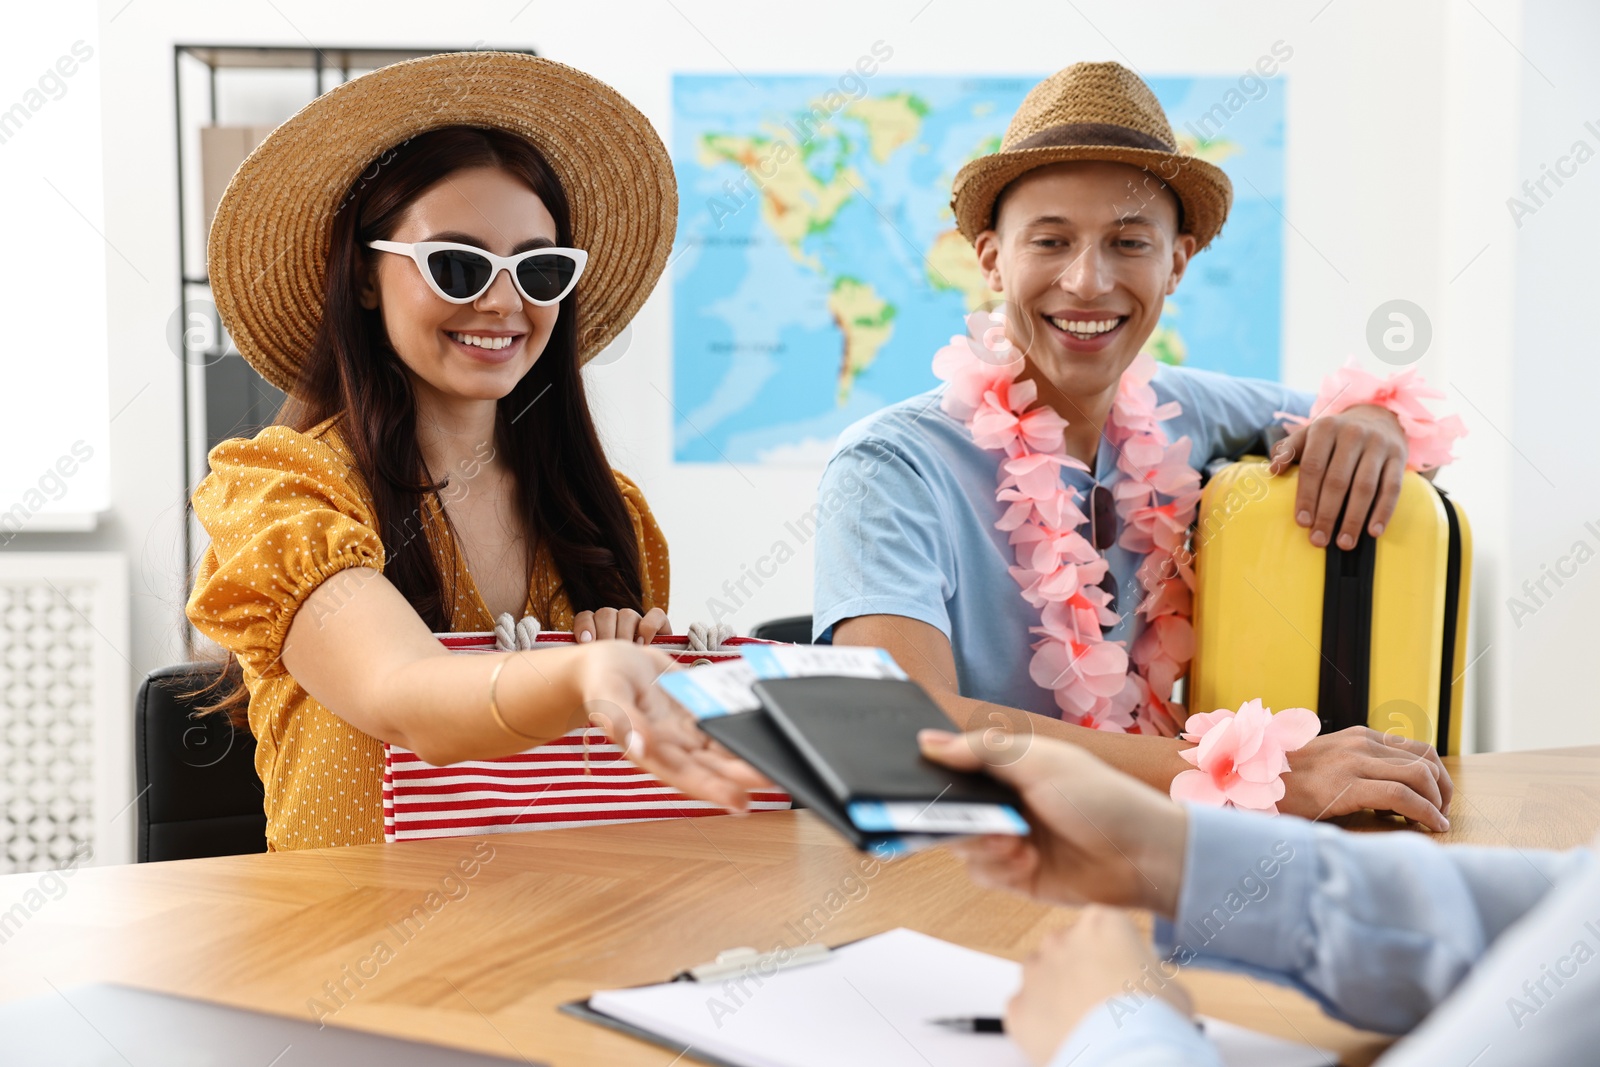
left=1499, top=0, right=1600, bottom=750
left=1436, top=0, right=1523, bottom=754
left=13, top=0, right=1590, bottom=750
left=0, top=4, right=110, bottom=533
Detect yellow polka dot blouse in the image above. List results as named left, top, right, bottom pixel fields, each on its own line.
left=184, top=415, right=670, bottom=851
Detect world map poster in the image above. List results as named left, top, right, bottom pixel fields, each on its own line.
left=670, top=73, right=1286, bottom=464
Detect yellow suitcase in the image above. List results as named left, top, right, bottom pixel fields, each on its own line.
left=1188, top=458, right=1471, bottom=755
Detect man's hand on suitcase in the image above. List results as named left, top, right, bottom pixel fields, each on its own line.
left=1268, top=403, right=1408, bottom=551
left=1279, top=726, right=1453, bottom=831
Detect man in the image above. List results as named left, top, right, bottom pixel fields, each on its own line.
left=918, top=728, right=1597, bottom=1067
left=812, top=62, right=1460, bottom=825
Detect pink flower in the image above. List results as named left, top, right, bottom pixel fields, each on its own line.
left=1279, top=359, right=1467, bottom=472
left=1308, top=361, right=1442, bottom=422
left=1044, top=582, right=1119, bottom=631
left=1119, top=494, right=1201, bottom=555
left=1066, top=698, right=1138, bottom=733
left=995, top=487, right=1037, bottom=531
left=1168, top=699, right=1320, bottom=813
left=1116, top=435, right=1199, bottom=500
left=1001, top=451, right=1088, bottom=502
left=1029, top=635, right=1130, bottom=698
left=1135, top=552, right=1195, bottom=602
left=970, top=385, right=1029, bottom=451
left=934, top=337, right=1020, bottom=421
left=1108, top=353, right=1182, bottom=442
left=971, top=379, right=1069, bottom=454
left=1031, top=593, right=1111, bottom=644
left=1405, top=412, right=1468, bottom=471
left=1014, top=404, right=1069, bottom=454
left=1137, top=698, right=1182, bottom=738
left=1011, top=520, right=1098, bottom=575
left=1126, top=675, right=1181, bottom=738
left=1113, top=472, right=1155, bottom=512
left=1134, top=564, right=1193, bottom=621
left=1009, top=559, right=1080, bottom=604
left=1008, top=553, right=1109, bottom=608
left=1130, top=613, right=1194, bottom=699
left=1034, top=487, right=1088, bottom=530
left=1008, top=565, right=1045, bottom=606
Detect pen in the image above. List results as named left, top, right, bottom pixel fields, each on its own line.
left=929, top=1016, right=1004, bottom=1033
left=930, top=1016, right=1208, bottom=1036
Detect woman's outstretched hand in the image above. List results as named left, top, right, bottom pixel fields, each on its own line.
left=573, top=641, right=771, bottom=811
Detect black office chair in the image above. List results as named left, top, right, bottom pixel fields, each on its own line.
left=134, top=663, right=268, bottom=862
left=750, top=615, right=815, bottom=644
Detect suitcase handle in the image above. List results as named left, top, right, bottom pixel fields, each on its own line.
left=1317, top=504, right=1376, bottom=735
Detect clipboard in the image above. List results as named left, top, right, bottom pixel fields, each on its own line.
left=559, top=936, right=857, bottom=1067
left=560, top=929, right=1337, bottom=1067
left=561, top=930, right=1032, bottom=1067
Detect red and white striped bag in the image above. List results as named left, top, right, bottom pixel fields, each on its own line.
left=381, top=631, right=793, bottom=842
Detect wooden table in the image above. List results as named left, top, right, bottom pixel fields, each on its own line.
left=1, top=746, right=1596, bottom=1066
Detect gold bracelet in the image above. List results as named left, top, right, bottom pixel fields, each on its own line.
left=488, top=656, right=544, bottom=743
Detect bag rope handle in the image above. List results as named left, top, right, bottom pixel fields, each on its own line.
left=492, top=613, right=735, bottom=652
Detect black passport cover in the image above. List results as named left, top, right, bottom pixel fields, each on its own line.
left=698, top=709, right=896, bottom=851
left=751, top=676, right=1021, bottom=809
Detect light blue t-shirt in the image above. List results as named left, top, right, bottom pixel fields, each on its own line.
left=811, top=364, right=1313, bottom=719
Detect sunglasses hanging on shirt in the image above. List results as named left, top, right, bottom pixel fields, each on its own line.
left=1088, top=483, right=1119, bottom=618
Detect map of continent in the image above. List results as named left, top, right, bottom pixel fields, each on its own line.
left=671, top=74, right=1285, bottom=464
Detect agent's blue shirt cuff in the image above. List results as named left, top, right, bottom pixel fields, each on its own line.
left=1047, top=996, right=1219, bottom=1067
left=1155, top=804, right=1320, bottom=976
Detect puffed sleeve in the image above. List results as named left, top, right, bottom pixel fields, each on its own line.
left=185, top=426, right=386, bottom=680
left=613, top=471, right=670, bottom=613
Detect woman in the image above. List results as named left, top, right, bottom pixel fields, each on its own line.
left=186, top=53, right=763, bottom=850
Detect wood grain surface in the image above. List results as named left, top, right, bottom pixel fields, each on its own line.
left=1, top=745, right=1594, bottom=1066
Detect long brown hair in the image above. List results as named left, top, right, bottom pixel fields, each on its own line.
left=202, top=126, right=645, bottom=721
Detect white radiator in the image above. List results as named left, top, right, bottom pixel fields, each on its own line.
left=0, top=553, right=131, bottom=872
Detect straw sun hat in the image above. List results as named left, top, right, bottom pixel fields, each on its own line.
left=952, top=61, right=1233, bottom=251
left=208, top=51, right=677, bottom=396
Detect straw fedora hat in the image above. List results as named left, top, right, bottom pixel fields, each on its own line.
left=208, top=51, right=676, bottom=396
left=951, top=62, right=1232, bottom=251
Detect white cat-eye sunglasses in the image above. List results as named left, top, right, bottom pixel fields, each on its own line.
left=367, top=240, right=588, bottom=306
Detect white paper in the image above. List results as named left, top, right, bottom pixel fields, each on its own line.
left=587, top=928, right=1334, bottom=1067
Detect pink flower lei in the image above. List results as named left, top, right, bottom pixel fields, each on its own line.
left=932, top=307, right=1201, bottom=736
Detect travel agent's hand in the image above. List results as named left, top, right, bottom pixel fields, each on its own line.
left=917, top=730, right=1189, bottom=916
left=1008, top=907, right=1195, bottom=1066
